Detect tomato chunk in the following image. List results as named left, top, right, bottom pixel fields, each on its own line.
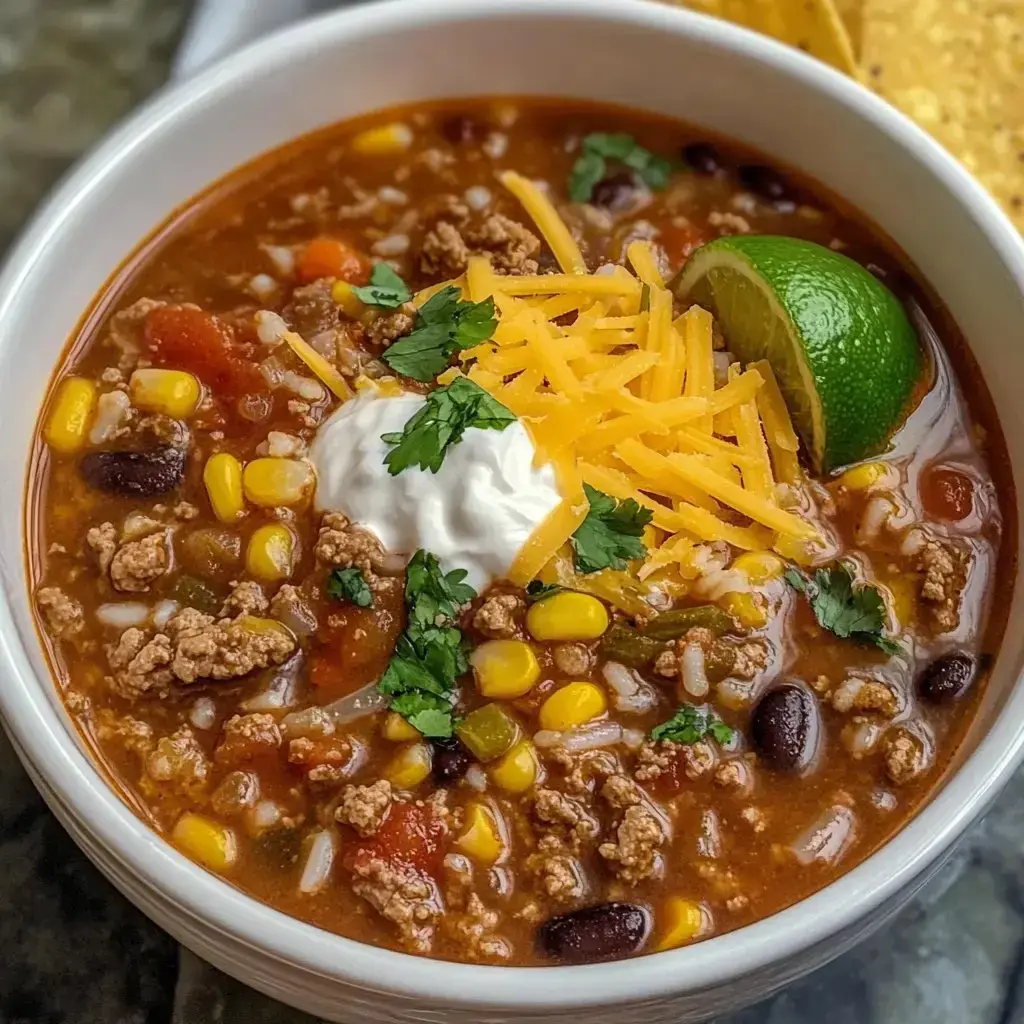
left=297, top=237, right=370, bottom=285
left=145, top=306, right=264, bottom=399
left=659, top=222, right=710, bottom=268
left=347, top=802, right=447, bottom=875
left=921, top=465, right=974, bottom=522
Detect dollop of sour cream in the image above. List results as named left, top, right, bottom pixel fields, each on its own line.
left=309, top=391, right=561, bottom=590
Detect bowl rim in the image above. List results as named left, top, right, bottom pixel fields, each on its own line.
left=3, top=0, right=1024, bottom=1008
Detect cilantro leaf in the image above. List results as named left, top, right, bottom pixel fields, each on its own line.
left=326, top=567, right=373, bottom=608
left=568, top=133, right=676, bottom=203
left=351, top=263, right=411, bottom=308
left=382, top=287, right=497, bottom=381
left=651, top=704, right=735, bottom=746
left=377, top=549, right=478, bottom=738
left=525, top=580, right=565, bottom=604
left=570, top=483, right=653, bottom=573
left=382, top=376, right=515, bottom=476
left=786, top=564, right=903, bottom=655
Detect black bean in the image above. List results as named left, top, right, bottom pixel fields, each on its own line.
left=682, top=142, right=722, bottom=175
left=590, top=171, right=638, bottom=211
left=431, top=738, right=471, bottom=785
left=739, top=164, right=790, bottom=202
left=79, top=444, right=186, bottom=497
left=537, top=902, right=650, bottom=964
left=918, top=653, right=975, bottom=705
left=751, top=684, right=817, bottom=771
left=439, top=115, right=483, bottom=145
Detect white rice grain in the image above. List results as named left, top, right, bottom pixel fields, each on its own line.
left=151, top=599, right=179, bottom=629
left=464, top=185, right=492, bottom=211
left=261, top=244, right=296, bottom=277
left=281, top=371, right=326, bottom=402
left=378, top=186, right=408, bottom=205
left=248, top=274, right=278, bottom=301
left=96, top=602, right=150, bottom=629
left=681, top=642, right=709, bottom=698
left=89, top=390, right=132, bottom=445
left=255, top=310, right=288, bottom=346
left=188, top=697, right=217, bottom=731
left=372, top=233, right=410, bottom=257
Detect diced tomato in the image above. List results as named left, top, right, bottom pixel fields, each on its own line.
left=920, top=466, right=974, bottom=522
left=659, top=222, right=710, bottom=269
left=346, top=801, right=447, bottom=875
left=144, top=306, right=264, bottom=399
left=645, top=752, right=687, bottom=798
left=297, top=237, right=370, bottom=285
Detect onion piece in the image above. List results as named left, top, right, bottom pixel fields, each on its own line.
left=695, top=568, right=752, bottom=601
left=250, top=800, right=281, bottom=831
left=241, top=651, right=304, bottom=712
left=681, top=642, right=709, bottom=698
left=281, top=705, right=336, bottom=739
left=323, top=681, right=388, bottom=724
left=189, top=697, right=217, bottom=731
left=255, top=310, right=288, bottom=346
left=96, top=602, right=150, bottom=629
left=299, top=829, right=338, bottom=894
left=789, top=805, right=857, bottom=866
left=464, top=764, right=488, bottom=792
left=261, top=244, right=295, bottom=277
left=152, top=599, right=179, bottom=629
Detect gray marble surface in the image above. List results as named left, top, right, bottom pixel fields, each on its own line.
left=2, top=2, right=1024, bottom=1022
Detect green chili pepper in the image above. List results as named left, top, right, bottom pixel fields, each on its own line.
left=639, top=605, right=734, bottom=641
left=598, top=622, right=667, bottom=669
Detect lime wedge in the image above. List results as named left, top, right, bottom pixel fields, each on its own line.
left=672, top=235, right=922, bottom=473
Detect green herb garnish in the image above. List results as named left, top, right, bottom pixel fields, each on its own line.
left=352, top=263, right=411, bottom=308
left=785, top=564, right=902, bottom=655
left=651, top=704, right=735, bottom=746
left=326, top=567, right=373, bottom=608
left=525, top=580, right=565, bottom=604
left=377, top=550, right=477, bottom=739
left=570, top=483, right=653, bottom=573
left=381, top=286, right=497, bottom=381
left=381, top=376, right=515, bottom=476
left=568, top=133, right=674, bottom=203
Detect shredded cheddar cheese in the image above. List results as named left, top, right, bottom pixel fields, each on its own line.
left=448, top=179, right=813, bottom=589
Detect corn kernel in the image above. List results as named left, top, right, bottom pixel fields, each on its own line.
left=382, top=711, right=420, bottom=742
left=172, top=813, right=237, bottom=872
left=656, top=898, right=706, bottom=951
left=538, top=681, right=607, bottom=731
left=839, top=461, right=892, bottom=492
left=331, top=280, right=365, bottom=317
left=245, top=524, right=294, bottom=581
left=351, top=122, right=413, bottom=155
left=203, top=452, right=245, bottom=522
left=732, top=551, right=785, bottom=584
left=489, top=740, right=540, bottom=793
left=44, top=377, right=97, bottom=454
left=384, top=741, right=432, bottom=788
left=471, top=639, right=541, bottom=699
left=129, top=368, right=200, bottom=418
left=721, top=591, right=769, bottom=629
left=526, top=592, right=609, bottom=642
left=243, top=457, right=313, bottom=507
left=882, top=574, right=917, bottom=629
left=456, top=802, right=505, bottom=865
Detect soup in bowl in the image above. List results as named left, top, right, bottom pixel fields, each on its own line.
left=3, top=1, right=1024, bottom=1019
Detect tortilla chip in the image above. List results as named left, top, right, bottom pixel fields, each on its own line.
left=830, top=0, right=863, bottom=58
left=676, top=0, right=859, bottom=75
left=861, top=0, right=1024, bottom=232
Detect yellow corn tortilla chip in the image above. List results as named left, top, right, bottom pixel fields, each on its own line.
left=861, top=0, right=1024, bottom=232
left=676, top=0, right=859, bottom=75
left=830, top=0, right=863, bottom=58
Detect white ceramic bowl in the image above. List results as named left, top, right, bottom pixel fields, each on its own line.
left=3, top=0, right=1024, bottom=1020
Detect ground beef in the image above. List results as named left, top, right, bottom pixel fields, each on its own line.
left=143, top=725, right=209, bottom=795
left=86, top=522, right=117, bottom=574
left=349, top=856, right=441, bottom=953
left=731, top=641, right=770, bottom=679
left=601, top=773, right=642, bottom=811
left=366, top=307, right=416, bottom=348
left=106, top=627, right=174, bottom=699
left=831, top=677, right=898, bottom=717
left=532, top=788, right=598, bottom=851
left=740, top=806, right=768, bottom=832
left=93, top=708, right=154, bottom=758
left=472, top=593, right=523, bottom=638
left=525, top=835, right=584, bottom=902
left=106, top=296, right=166, bottom=368
left=36, top=586, right=84, bottom=639
left=283, top=280, right=341, bottom=337
left=598, top=804, right=664, bottom=884
left=916, top=539, right=969, bottom=633
left=314, top=512, right=390, bottom=579
left=883, top=728, right=929, bottom=784
left=288, top=735, right=353, bottom=769
left=420, top=212, right=540, bottom=278
left=634, top=739, right=677, bottom=782
left=110, top=531, right=169, bottom=594
left=105, top=606, right=296, bottom=699
left=219, top=580, right=268, bottom=617
left=708, top=211, right=752, bottom=235
left=336, top=780, right=394, bottom=837
left=210, top=770, right=260, bottom=815
left=550, top=748, right=620, bottom=797
left=714, top=758, right=753, bottom=793
left=552, top=642, right=593, bottom=676
left=655, top=634, right=769, bottom=681
left=443, top=892, right=511, bottom=962
left=215, top=713, right=282, bottom=763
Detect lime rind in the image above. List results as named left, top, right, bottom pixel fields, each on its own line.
left=673, top=236, right=921, bottom=473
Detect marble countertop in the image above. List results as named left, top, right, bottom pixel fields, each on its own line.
left=2, top=2, right=1024, bottom=1022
